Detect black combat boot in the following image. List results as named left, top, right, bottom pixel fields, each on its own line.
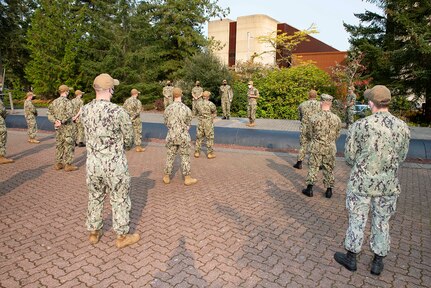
left=222, top=116, right=227, bottom=120
left=325, top=187, right=333, bottom=198
left=302, top=184, right=313, bottom=197
left=227, top=116, right=230, bottom=120
left=293, top=161, right=303, bottom=169
left=370, top=254, right=384, bottom=275
left=334, top=250, right=357, bottom=271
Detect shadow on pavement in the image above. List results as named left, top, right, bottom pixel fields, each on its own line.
left=0, top=164, right=51, bottom=196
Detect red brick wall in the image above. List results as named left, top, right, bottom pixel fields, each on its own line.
left=292, top=51, right=348, bottom=74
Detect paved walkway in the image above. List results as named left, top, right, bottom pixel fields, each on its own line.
left=1, top=130, right=430, bottom=287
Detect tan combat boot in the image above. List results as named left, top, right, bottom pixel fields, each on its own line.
left=249, top=122, right=256, bottom=127
left=115, top=233, right=140, bottom=248
left=135, top=146, right=145, bottom=152
left=0, top=156, right=14, bottom=164
left=89, top=230, right=103, bottom=244
left=64, top=164, right=78, bottom=172
left=246, top=123, right=251, bottom=127
left=28, top=138, right=40, bottom=144
left=54, top=163, right=64, bottom=170
left=194, top=151, right=200, bottom=158
left=184, top=175, right=198, bottom=186
left=207, top=152, right=216, bottom=159
left=162, top=174, right=170, bottom=184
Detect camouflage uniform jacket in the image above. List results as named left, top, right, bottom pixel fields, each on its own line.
left=220, top=85, right=233, bottom=102
left=163, top=86, right=173, bottom=99
left=298, top=99, right=320, bottom=124
left=308, top=110, right=341, bottom=155
left=247, top=87, right=259, bottom=104
left=81, top=99, right=134, bottom=176
left=345, top=111, right=410, bottom=197
left=192, top=86, right=203, bottom=100
left=70, top=97, right=84, bottom=118
left=47, top=96, right=74, bottom=125
left=164, top=101, right=192, bottom=145
left=24, top=100, right=37, bottom=120
left=123, top=97, right=142, bottom=122
left=195, top=99, right=217, bottom=120
left=0, top=99, right=6, bottom=121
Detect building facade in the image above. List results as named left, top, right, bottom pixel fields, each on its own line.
left=208, top=14, right=347, bottom=73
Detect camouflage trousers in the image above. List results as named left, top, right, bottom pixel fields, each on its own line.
left=164, top=97, right=173, bottom=109
left=73, top=121, right=85, bottom=143
left=247, top=102, right=257, bottom=123
left=132, top=119, right=142, bottom=146
left=26, top=117, right=38, bottom=139
left=0, top=120, right=6, bottom=157
left=164, top=141, right=191, bottom=176
left=86, top=173, right=131, bottom=235
left=297, top=124, right=310, bottom=162
left=221, top=98, right=231, bottom=117
left=192, top=98, right=203, bottom=116
left=195, top=119, right=214, bottom=154
left=306, top=152, right=335, bottom=188
left=55, top=124, right=75, bottom=165
left=346, top=108, right=355, bottom=125
left=344, top=192, right=398, bottom=256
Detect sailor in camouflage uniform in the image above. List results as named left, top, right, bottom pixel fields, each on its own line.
left=246, top=81, right=259, bottom=127
left=123, top=88, right=145, bottom=152
left=345, top=86, right=356, bottom=128
left=191, top=81, right=203, bottom=116
left=71, top=90, right=85, bottom=147
left=293, top=90, right=321, bottom=169
left=47, top=85, right=78, bottom=172
left=0, top=97, right=14, bottom=164
left=163, top=80, right=174, bottom=109
left=194, top=91, right=217, bottom=159
left=24, top=92, right=40, bottom=144
left=81, top=73, right=140, bottom=249
left=163, top=87, right=198, bottom=186
left=302, top=94, right=341, bottom=198
left=334, top=85, right=410, bottom=275
left=220, top=79, right=233, bottom=120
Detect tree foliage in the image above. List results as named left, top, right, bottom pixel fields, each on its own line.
left=344, top=0, right=431, bottom=121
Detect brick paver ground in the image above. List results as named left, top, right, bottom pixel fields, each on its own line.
left=1, top=130, right=430, bottom=287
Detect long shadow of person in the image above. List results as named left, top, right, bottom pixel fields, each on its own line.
left=8, top=143, right=53, bottom=161
left=0, top=164, right=51, bottom=196
left=129, top=170, right=155, bottom=233
left=152, top=236, right=208, bottom=287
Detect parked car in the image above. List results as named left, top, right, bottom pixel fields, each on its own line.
left=354, top=103, right=370, bottom=118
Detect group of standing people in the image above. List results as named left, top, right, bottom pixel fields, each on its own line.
left=294, top=85, right=410, bottom=276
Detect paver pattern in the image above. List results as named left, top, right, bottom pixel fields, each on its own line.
left=1, top=130, right=430, bottom=287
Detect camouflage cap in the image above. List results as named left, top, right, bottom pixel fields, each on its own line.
left=58, top=84, right=70, bottom=93
left=75, top=90, right=84, bottom=96
left=203, top=91, right=211, bottom=98
left=172, top=87, right=183, bottom=98
left=195, top=81, right=200, bottom=85
left=26, top=92, right=35, bottom=98
left=320, top=94, right=333, bottom=102
left=131, top=88, right=140, bottom=95
left=166, top=80, right=171, bottom=85
left=348, top=86, right=355, bottom=92
left=93, top=73, right=119, bottom=90
left=248, top=81, right=253, bottom=85
left=366, top=85, right=391, bottom=105
left=222, top=79, right=227, bottom=83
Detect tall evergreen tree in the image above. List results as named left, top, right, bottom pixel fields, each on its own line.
left=344, top=0, right=431, bottom=121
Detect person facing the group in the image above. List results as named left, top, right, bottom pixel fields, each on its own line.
left=302, top=94, right=341, bottom=199
left=220, top=79, right=233, bottom=120
left=24, top=91, right=40, bottom=144
left=246, top=81, right=259, bottom=127
left=123, top=88, right=145, bottom=152
left=163, top=87, right=198, bottom=186
left=163, top=80, right=174, bottom=109
left=345, top=86, right=356, bottom=129
left=194, top=91, right=217, bottom=159
left=293, top=89, right=320, bottom=169
left=81, top=73, right=140, bottom=249
left=47, top=85, right=78, bottom=172
left=191, top=81, right=203, bottom=116
left=334, top=85, right=410, bottom=275
left=71, top=90, right=85, bottom=147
